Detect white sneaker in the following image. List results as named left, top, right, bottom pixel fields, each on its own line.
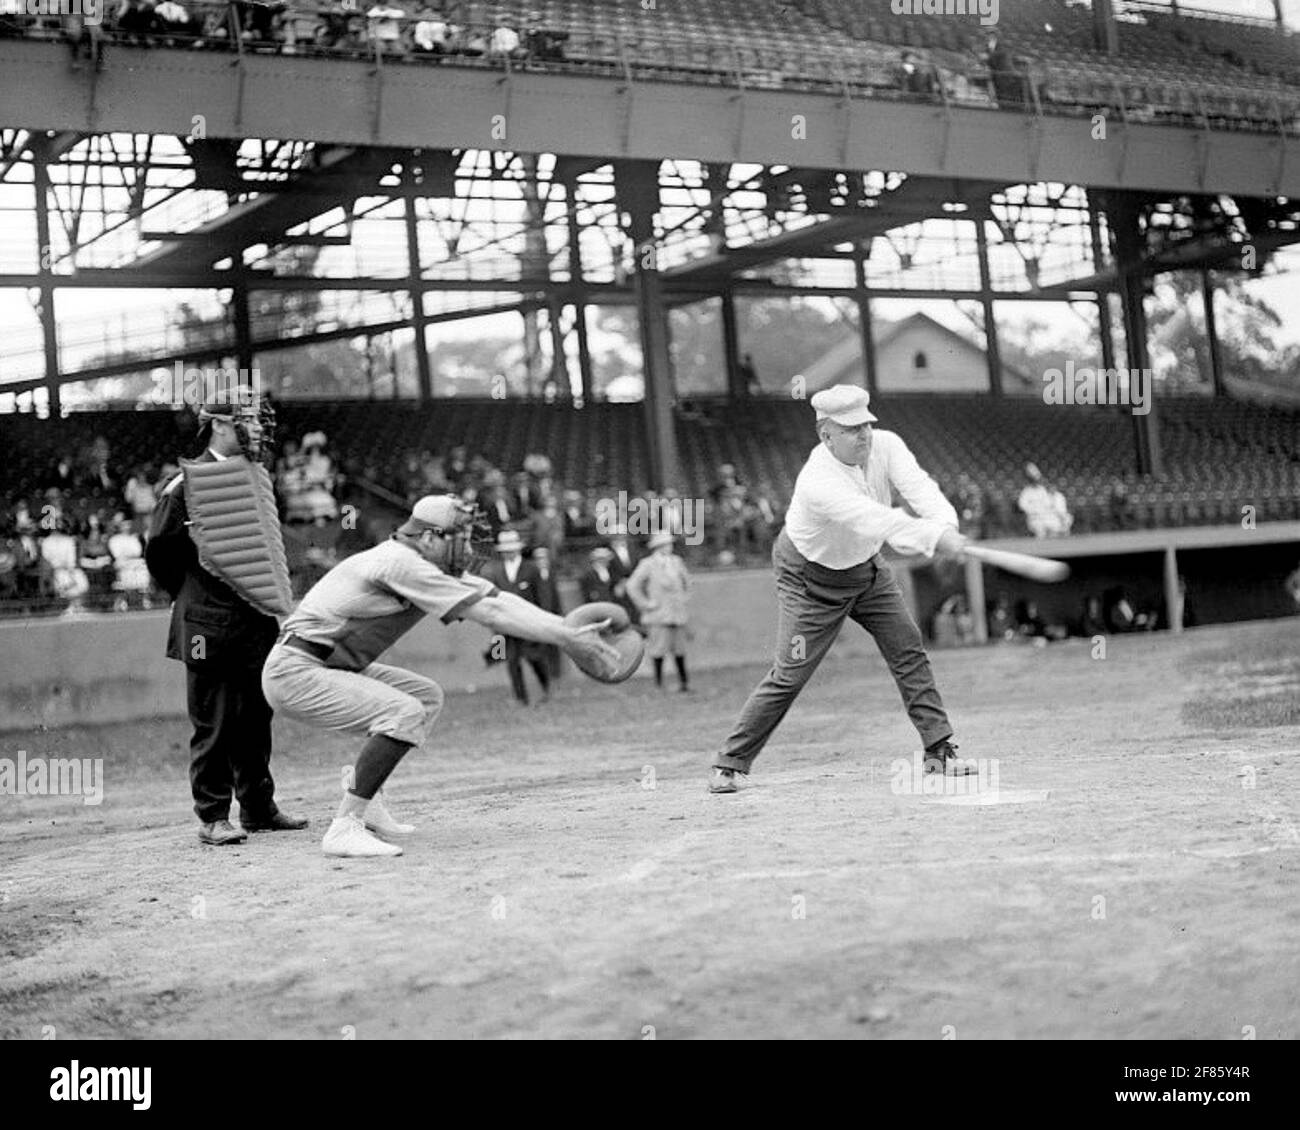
left=364, top=791, right=415, bottom=837
left=321, top=814, right=403, bottom=858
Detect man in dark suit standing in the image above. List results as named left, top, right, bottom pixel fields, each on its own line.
left=146, top=399, right=308, bottom=846
left=478, top=529, right=552, bottom=706
left=606, top=526, right=641, bottom=628
left=530, top=546, right=564, bottom=679
left=579, top=545, right=617, bottom=605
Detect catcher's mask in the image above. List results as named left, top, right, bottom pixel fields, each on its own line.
left=198, top=394, right=276, bottom=468
left=397, top=495, right=491, bottom=577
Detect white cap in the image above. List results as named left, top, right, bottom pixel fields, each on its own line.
left=400, top=494, right=467, bottom=535
left=810, top=384, right=878, bottom=426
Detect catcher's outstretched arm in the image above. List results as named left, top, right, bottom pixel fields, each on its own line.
left=463, top=592, right=618, bottom=669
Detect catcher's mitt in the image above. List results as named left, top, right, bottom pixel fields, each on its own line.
left=563, top=602, right=644, bottom=684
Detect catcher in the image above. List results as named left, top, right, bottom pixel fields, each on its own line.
left=261, top=494, right=639, bottom=858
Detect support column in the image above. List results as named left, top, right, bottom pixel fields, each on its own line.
left=1274, top=0, right=1285, bottom=31
left=720, top=288, right=744, bottom=399
left=855, top=250, right=877, bottom=395
left=975, top=215, right=1003, bottom=397
left=548, top=297, right=570, bottom=394
left=564, top=179, right=593, bottom=400
left=1089, top=204, right=1117, bottom=376
left=1093, top=0, right=1119, bottom=54
left=1202, top=269, right=1225, bottom=398
left=965, top=556, right=988, bottom=644
left=1163, top=544, right=1182, bottom=633
left=616, top=159, right=681, bottom=492
left=231, top=277, right=253, bottom=375
left=405, top=194, right=433, bottom=402
left=1109, top=192, right=1162, bottom=477
left=32, top=145, right=60, bottom=417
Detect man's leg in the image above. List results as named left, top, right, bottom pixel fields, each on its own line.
left=504, top=638, right=529, bottom=704
left=847, top=562, right=953, bottom=751
left=713, top=570, right=850, bottom=774
left=186, top=667, right=235, bottom=825
left=231, top=668, right=279, bottom=823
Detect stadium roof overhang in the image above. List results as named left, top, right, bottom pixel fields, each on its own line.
left=3, top=40, right=1298, bottom=200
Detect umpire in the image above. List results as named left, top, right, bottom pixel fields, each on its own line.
left=709, top=385, right=977, bottom=794
left=146, top=400, right=308, bottom=844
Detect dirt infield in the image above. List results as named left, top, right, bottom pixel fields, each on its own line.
left=3, top=619, right=1299, bottom=1040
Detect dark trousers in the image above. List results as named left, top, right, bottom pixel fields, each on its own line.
left=505, top=638, right=550, bottom=705
left=187, top=665, right=276, bottom=823
left=715, top=531, right=952, bottom=772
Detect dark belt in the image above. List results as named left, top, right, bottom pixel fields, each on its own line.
left=279, top=633, right=333, bottom=663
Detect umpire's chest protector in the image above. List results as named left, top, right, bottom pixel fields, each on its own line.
left=165, top=456, right=292, bottom=669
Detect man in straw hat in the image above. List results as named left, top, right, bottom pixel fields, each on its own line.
left=626, top=530, right=692, bottom=693
left=478, top=529, right=553, bottom=706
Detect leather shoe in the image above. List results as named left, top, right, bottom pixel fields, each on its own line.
left=240, top=809, right=310, bottom=833
left=199, top=819, right=248, bottom=846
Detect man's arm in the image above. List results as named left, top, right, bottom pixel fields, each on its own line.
left=809, top=478, right=954, bottom=558
left=463, top=590, right=620, bottom=670
left=882, top=433, right=959, bottom=528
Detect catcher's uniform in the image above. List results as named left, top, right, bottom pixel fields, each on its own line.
left=262, top=539, right=498, bottom=746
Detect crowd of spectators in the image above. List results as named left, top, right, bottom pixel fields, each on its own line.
left=1, top=436, right=158, bottom=615
left=2, top=1, right=571, bottom=67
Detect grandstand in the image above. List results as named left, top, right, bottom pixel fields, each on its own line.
left=2, top=0, right=1300, bottom=624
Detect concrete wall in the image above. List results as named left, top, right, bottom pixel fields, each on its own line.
left=0, top=568, right=885, bottom=733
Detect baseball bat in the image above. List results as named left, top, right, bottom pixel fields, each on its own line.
left=962, top=544, right=1071, bottom=583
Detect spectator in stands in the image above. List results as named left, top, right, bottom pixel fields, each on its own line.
left=579, top=546, right=617, bottom=605
left=109, top=511, right=153, bottom=611
left=954, top=472, right=986, bottom=539
left=1017, top=462, right=1072, bottom=538
left=1078, top=594, right=1106, bottom=638
left=115, top=0, right=161, bottom=46
left=473, top=468, right=512, bottom=533
left=985, top=32, right=1026, bottom=108
left=528, top=495, right=565, bottom=563
left=366, top=2, right=405, bottom=56
left=318, top=0, right=365, bottom=51
left=64, top=7, right=107, bottom=69
left=234, top=0, right=284, bottom=46
left=1108, top=479, right=1138, bottom=530
left=79, top=513, right=115, bottom=609
left=298, top=431, right=339, bottom=523
left=411, top=6, right=450, bottom=56
left=987, top=590, right=1015, bottom=642
left=124, top=466, right=157, bottom=540
left=443, top=445, right=470, bottom=491
left=893, top=49, right=939, bottom=99
left=13, top=499, right=37, bottom=538
left=488, top=15, right=522, bottom=61
left=154, top=0, right=197, bottom=42
left=932, top=593, right=975, bottom=648
left=1014, top=598, right=1048, bottom=641
left=627, top=530, right=692, bottom=693
left=40, top=487, right=66, bottom=537
left=41, top=521, right=89, bottom=616
left=509, top=469, right=541, bottom=516
left=738, top=353, right=761, bottom=395
left=1104, top=585, right=1155, bottom=633
left=561, top=489, right=595, bottom=541
left=710, top=465, right=764, bottom=563
left=523, top=9, right=567, bottom=61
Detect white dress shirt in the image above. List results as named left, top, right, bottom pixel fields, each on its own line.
left=784, top=431, right=958, bottom=569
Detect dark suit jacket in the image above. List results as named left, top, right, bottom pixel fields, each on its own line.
left=606, top=542, right=641, bottom=624
left=145, top=450, right=279, bottom=672
left=479, top=556, right=547, bottom=658
left=578, top=564, right=617, bottom=606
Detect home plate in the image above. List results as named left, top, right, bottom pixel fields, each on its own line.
left=929, top=789, right=1051, bottom=806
